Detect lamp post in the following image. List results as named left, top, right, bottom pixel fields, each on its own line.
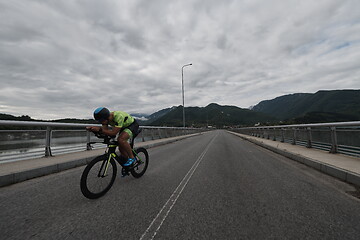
left=182, top=63, right=192, bottom=128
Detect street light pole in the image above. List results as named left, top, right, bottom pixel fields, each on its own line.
left=182, top=63, right=192, bottom=128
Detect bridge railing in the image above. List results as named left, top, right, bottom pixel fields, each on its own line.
left=0, top=120, right=205, bottom=163
left=231, top=121, right=360, bottom=157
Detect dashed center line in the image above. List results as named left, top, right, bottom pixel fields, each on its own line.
left=139, top=134, right=218, bottom=240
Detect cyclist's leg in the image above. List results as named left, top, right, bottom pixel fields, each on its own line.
left=118, top=130, right=134, bottom=159
left=118, top=147, right=128, bottom=158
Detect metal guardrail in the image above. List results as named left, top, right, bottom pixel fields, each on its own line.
left=231, top=121, right=360, bottom=157
left=0, top=120, right=205, bottom=162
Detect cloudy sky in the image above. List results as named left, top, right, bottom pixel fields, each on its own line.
left=0, top=0, right=359, bottom=120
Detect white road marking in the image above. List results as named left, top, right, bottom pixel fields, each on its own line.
left=139, top=134, right=218, bottom=240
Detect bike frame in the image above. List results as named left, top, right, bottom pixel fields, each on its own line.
left=99, top=141, right=143, bottom=177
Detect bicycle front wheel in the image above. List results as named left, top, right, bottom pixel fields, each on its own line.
left=80, top=155, right=117, bottom=199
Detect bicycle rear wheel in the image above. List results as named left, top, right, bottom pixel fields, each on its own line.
left=131, top=147, right=149, bottom=178
left=80, top=155, right=117, bottom=199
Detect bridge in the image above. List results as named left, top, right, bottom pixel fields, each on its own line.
left=0, top=121, right=360, bottom=239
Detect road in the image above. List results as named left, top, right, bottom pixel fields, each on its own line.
left=1, top=130, right=359, bottom=239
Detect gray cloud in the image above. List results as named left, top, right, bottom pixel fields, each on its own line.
left=0, top=0, right=359, bottom=119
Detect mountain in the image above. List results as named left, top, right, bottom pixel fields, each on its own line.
left=2, top=89, right=359, bottom=127
left=133, top=107, right=175, bottom=125
left=146, top=107, right=176, bottom=123
left=251, top=93, right=312, bottom=119
left=292, top=112, right=360, bottom=124
left=252, top=90, right=360, bottom=121
left=0, top=113, right=33, bottom=121
left=149, top=103, right=276, bottom=127
left=131, top=113, right=150, bottom=121
left=51, top=118, right=97, bottom=124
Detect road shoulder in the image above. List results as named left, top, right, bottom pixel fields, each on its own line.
left=228, top=131, right=360, bottom=188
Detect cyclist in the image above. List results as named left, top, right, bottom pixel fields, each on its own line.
left=86, top=107, right=139, bottom=167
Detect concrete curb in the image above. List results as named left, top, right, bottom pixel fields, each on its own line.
left=0, top=158, right=92, bottom=188
left=228, top=131, right=360, bottom=187
left=0, top=133, right=202, bottom=188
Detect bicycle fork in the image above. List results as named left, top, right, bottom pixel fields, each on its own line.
left=98, top=154, right=114, bottom=178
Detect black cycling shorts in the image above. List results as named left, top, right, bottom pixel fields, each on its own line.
left=120, top=119, right=139, bottom=139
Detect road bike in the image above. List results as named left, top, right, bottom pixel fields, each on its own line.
left=80, top=129, right=149, bottom=199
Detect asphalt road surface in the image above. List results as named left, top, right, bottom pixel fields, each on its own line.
left=1, top=130, right=359, bottom=239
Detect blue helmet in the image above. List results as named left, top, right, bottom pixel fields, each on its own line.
left=93, top=107, right=110, bottom=122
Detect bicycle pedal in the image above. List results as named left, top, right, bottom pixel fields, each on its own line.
left=129, top=159, right=139, bottom=168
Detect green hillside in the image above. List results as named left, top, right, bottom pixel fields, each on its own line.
left=252, top=90, right=360, bottom=121
left=150, top=103, right=276, bottom=127
left=292, top=112, right=360, bottom=124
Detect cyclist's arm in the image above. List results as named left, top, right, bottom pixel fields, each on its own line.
left=86, top=125, right=121, bottom=136
left=100, top=125, right=121, bottom=136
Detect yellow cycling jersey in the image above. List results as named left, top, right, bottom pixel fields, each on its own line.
left=109, top=111, right=134, bottom=128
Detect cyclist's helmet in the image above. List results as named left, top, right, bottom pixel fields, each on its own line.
left=94, top=107, right=110, bottom=123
